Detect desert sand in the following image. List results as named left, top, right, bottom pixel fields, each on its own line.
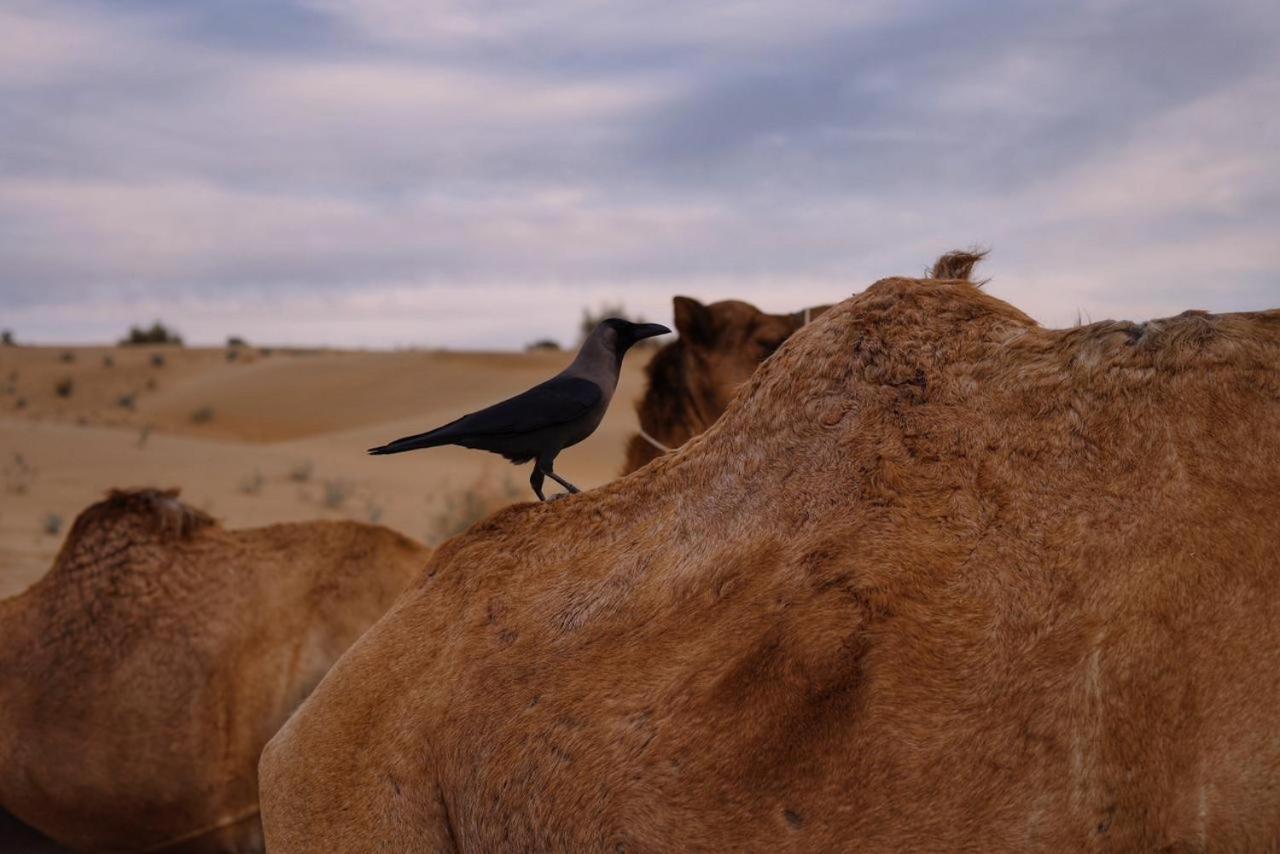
left=0, top=343, right=653, bottom=598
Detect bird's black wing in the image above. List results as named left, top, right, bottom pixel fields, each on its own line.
left=368, top=375, right=602, bottom=456
left=445, top=375, right=603, bottom=438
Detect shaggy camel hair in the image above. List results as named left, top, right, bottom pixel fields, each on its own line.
left=0, top=489, right=429, bottom=852
left=260, top=277, right=1280, bottom=851
left=623, top=249, right=986, bottom=473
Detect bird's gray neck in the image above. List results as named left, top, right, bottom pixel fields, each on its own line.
left=563, top=334, right=621, bottom=398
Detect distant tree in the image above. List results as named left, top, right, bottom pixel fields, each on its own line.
left=227, top=336, right=248, bottom=348
left=1, top=330, right=13, bottom=346
left=525, top=338, right=562, bottom=353
left=120, top=321, right=183, bottom=346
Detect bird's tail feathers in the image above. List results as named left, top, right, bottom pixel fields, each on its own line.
left=367, top=427, right=451, bottom=455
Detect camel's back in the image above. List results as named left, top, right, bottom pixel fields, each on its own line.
left=262, top=284, right=1280, bottom=852
left=0, top=492, right=427, bottom=852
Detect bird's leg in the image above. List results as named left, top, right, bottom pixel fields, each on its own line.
left=529, top=467, right=547, bottom=501
left=536, top=454, right=579, bottom=497
left=545, top=468, right=580, bottom=494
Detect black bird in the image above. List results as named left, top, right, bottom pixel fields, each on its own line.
left=368, top=319, right=671, bottom=500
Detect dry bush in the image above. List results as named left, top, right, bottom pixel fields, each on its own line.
left=322, top=479, right=351, bottom=509
left=4, top=453, right=35, bottom=495
left=42, top=513, right=63, bottom=536
left=525, top=338, right=562, bottom=352
left=190, top=406, right=215, bottom=424
left=288, top=460, right=314, bottom=483
left=59, top=351, right=76, bottom=363
left=426, top=471, right=522, bottom=546
left=54, top=378, right=74, bottom=398
left=239, top=470, right=264, bottom=496
left=121, top=321, right=183, bottom=346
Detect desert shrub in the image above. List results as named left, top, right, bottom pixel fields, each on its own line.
left=43, top=513, right=63, bottom=536
left=365, top=501, right=384, bottom=524
left=54, top=378, right=73, bottom=398
left=426, top=471, right=521, bottom=545
left=102, top=354, right=115, bottom=368
left=322, top=479, right=351, bottom=509
left=238, top=470, right=264, bottom=495
left=190, top=406, right=214, bottom=424
left=525, top=338, right=562, bottom=352
left=15, top=397, right=27, bottom=410
left=150, top=353, right=166, bottom=368
left=225, top=349, right=239, bottom=362
left=59, top=351, right=76, bottom=363
left=288, top=460, right=314, bottom=483
left=120, top=321, right=183, bottom=346
left=4, top=453, right=35, bottom=495
left=117, top=393, right=136, bottom=410
left=227, top=336, right=248, bottom=348
left=1, top=330, right=13, bottom=346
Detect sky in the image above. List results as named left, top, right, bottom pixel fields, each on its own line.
left=2, top=0, right=1278, bottom=349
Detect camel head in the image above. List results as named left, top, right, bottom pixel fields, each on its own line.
left=623, top=298, right=801, bottom=474
left=671, top=297, right=800, bottom=414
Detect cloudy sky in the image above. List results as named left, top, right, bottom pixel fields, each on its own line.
left=2, top=0, right=1277, bottom=348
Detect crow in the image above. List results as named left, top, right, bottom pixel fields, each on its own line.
left=368, top=319, right=671, bottom=500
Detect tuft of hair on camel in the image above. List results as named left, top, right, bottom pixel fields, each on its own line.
left=259, top=273, right=1280, bottom=852
left=0, top=488, right=430, bottom=853
left=624, top=248, right=987, bottom=473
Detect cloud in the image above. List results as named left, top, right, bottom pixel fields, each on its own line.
left=0, top=0, right=1278, bottom=347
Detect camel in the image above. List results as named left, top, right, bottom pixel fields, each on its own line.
left=260, top=270, right=1280, bottom=851
left=623, top=249, right=985, bottom=473
left=0, top=489, right=429, bottom=852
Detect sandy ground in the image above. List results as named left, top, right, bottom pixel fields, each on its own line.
left=0, top=343, right=653, bottom=598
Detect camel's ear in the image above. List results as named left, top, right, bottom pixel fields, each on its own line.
left=673, top=296, right=714, bottom=344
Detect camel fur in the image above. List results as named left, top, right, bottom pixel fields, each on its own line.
left=0, top=489, right=429, bottom=852
left=261, top=277, right=1280, bottom=852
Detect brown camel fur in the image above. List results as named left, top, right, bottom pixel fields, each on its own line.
left=623, top=250, right=987, bottom=473
left=0, top=489, right=429, bottom=852
left=260, top=277, right=1280, bottom=852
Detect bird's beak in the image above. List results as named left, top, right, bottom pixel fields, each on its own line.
left=633, top=323, right=672, bottom=341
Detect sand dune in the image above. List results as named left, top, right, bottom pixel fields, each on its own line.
left=0, top=344, right=654, bottom=597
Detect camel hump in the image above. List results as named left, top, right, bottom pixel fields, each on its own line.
left=90, top=488, right=216, bottom=539
left=929, top=248, right=989, bottom=283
